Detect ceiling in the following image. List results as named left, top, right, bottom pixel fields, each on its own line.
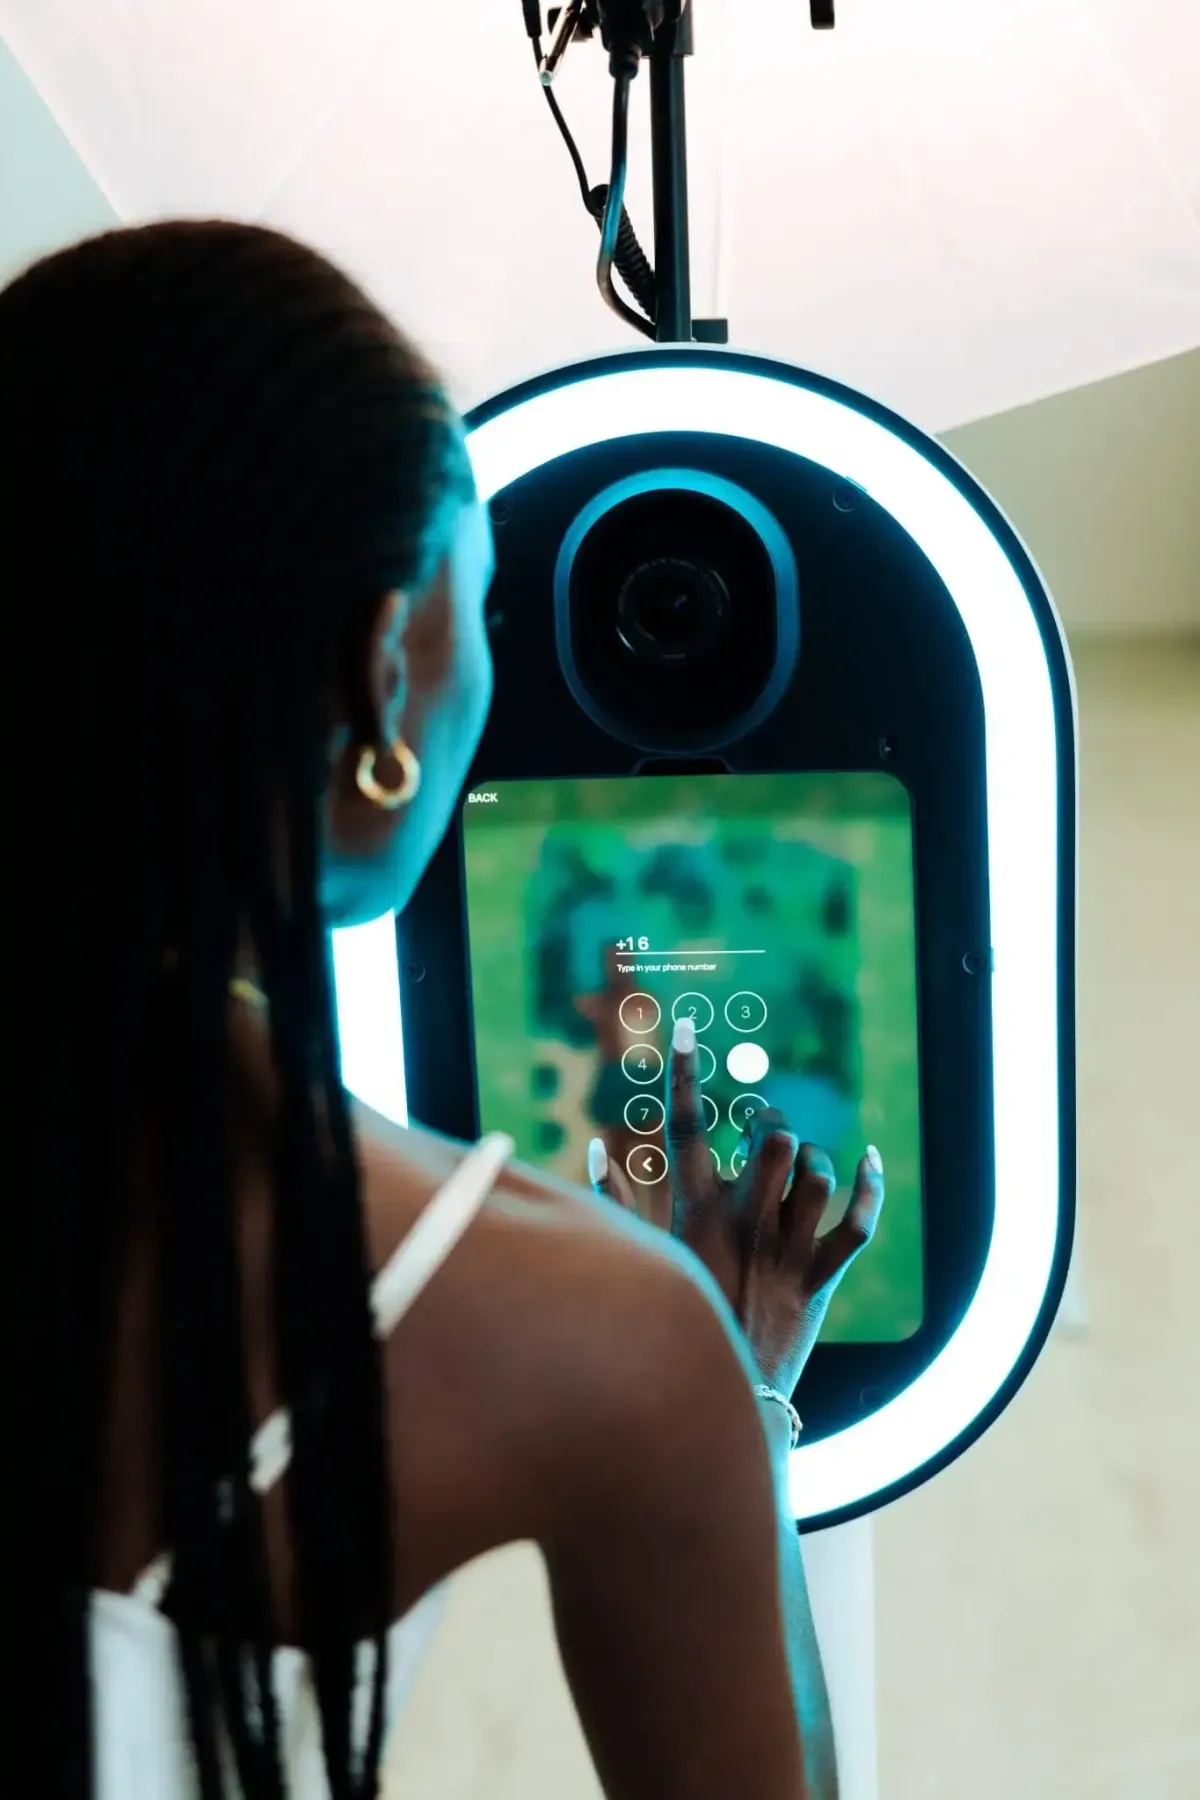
left=2, top=5, right=1196, bottom=632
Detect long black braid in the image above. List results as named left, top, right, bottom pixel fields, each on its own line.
left=1, top=221, right=476, bottom=1799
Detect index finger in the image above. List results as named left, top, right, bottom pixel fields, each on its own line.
left=666, top=1015, right=717, bottom=1207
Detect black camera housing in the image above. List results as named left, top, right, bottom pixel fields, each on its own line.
left=555, top=469, right=799, bottom=752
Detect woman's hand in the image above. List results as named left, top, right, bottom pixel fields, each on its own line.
left=590, top=1017, right=885, bottom=1395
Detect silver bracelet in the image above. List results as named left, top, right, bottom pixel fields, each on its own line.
left=754, top=1384, right=802, bottom=1448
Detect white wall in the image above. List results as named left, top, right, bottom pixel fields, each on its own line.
left=942, top=351, right=1200, bottom=635
left=873, top=637, right=1200, bottom=1800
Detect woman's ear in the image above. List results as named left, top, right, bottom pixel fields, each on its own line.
left=325, top=587, right=411, bottom=859
left=329, top=586, right=411, bottom=763
left=368, top=588, right=411, bottom=746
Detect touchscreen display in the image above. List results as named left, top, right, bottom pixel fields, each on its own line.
left=461, top=772, right=922, bottom=1342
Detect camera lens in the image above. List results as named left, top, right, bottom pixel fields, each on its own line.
left=559, top=474, right=798, bottom=752
left=615, top=557, right=731, bottom=666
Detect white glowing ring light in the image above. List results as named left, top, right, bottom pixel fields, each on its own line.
left=334, top=354, right=1068, bottom=1523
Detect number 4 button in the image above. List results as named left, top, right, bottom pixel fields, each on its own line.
left=621, top=1044, right=664, bottom=1085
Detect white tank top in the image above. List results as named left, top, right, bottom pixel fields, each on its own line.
left=89, top=1129, right=516, bottom=1798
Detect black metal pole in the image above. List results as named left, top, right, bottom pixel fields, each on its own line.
left=648, top=6, right=693, bottom=342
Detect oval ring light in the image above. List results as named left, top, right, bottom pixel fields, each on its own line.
left=333, top=348, right=1076, bottom=1525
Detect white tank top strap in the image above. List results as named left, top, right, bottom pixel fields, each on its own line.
left=131, top=1131, right=515, bottom=1609
left=368, top=1130, right=514, bottom=1339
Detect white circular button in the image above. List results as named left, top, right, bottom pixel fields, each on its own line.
left=726, top=1041, right=770, bottom=1084
left=729, top=1092, right=769, bottom=1133
left=626, top=1143, right=668, bottom=1186
left=619, top=991, right=661, bottom=1034
left=671, top=992, right=715, bottom=1032
left=623, top=1093, right=665, bottom=1134
left=621, top=1043, right=664, bottom=1086
left=725, top=991, right=767, bottom=1032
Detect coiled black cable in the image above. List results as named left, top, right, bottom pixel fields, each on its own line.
left=595, top=68, right=656, bottom=338
left=526, top=19, right=657, bottom=335
left=587, top=181, right=656, bottom=320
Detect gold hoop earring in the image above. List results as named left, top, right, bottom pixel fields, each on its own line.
left=356, top=737, right=422, bottom=811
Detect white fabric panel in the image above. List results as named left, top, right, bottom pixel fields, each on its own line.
left=1083, top=0, right=1200, bottom=221
left=1, top=0, right=1197, bottom=429
left=0, top=0, right=405, bottom=219
left=715, top=0, right=1200, bottom=427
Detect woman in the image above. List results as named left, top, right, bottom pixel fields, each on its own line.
left=4, top=220, right=883, bottom=1800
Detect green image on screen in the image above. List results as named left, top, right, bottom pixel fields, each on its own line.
left=461, top=772, right=923, bottom=1343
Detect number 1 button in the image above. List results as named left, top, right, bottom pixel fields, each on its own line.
left=619, top=992, right=661, bottom=1034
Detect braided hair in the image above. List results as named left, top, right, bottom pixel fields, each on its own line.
left=0, top=221, right=476, bottom=1798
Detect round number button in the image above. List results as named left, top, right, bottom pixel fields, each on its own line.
left=695, top=1043, right=717, bottom=1084
left=725, top=991, right=767, bottom=1033
left=621, top=1043, right=664, bottom=1086
left=670, top=992, right=715, bottom=1032
left=619, top=991, right=661, bottom=1034
left=730, top=1147, right=748, bottom=1177
left=623, top=1093, right=665, bottom=1134
left=701, top=1094, right=719, bottom=1132
left=710, top=1148, right=722, bottom=1175
left=729, top=1092, right=769, bottom=1133
left=626, top=1143, right=668, bottom=1186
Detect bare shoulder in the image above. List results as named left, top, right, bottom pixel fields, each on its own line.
left=352, top=1106, right=759, bottom=1601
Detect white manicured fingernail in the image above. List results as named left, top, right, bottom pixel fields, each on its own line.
left=587, top=1139, right=608, bottom=1185
left=673, top=1016, right=696, bottom=1055
left=866, top=1144, right=883, bottom=1173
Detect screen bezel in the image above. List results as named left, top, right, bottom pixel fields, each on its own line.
left=399, top=726, right=994, bottom=1453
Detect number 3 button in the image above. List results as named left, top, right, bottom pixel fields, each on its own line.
left=724, top=991, right=767, bottom=1032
